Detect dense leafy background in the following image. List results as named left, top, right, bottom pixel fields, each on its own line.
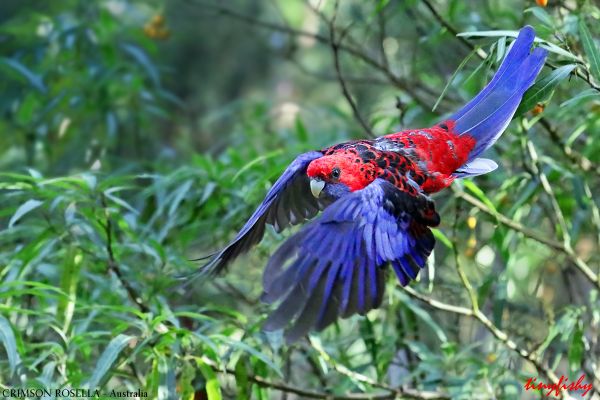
left=1, top=1, right=599, bottom=399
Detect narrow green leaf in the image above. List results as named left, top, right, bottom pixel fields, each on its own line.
left=86, top=334, right=134, bottom=389
left=197, top=358, right=222, bottom=400
left=539, top=42, right=582, bottom=62
left=121, top=44, right=160, bottom=86
left=234, top=357, right=250, bottom=400
left=433, top=49, right=478, bottom=112
left=0, top=315, right=21, bottom=376
left=579, top=20, right=600, bottom=82
left=496, top=37, right=506, bottom=63
left=217, top=335, right=281, bottom=376
left=525, top=7, right=555, bottom=28
left=463, top=180, right=498, bottom=214
left=432, top=228, right=453, bottom=249
left=560, top=89, right=600, bottom=108
left=457, top=30, right=581, bottom=61
left=397, top=292, right=448, bottom=343
left=458, top=30, right=521, bottom=39
left=516, top=64, right=576, bottom=116
left=232, top=150, right=283, bottom=182
left=57, top=249, right=81, bottom=333
left=294, top=117, right=309, bottom=143
left=168, top=179, right=193, bottom=216
left=568, top=324, right=584, bottom=373
left=9, top=199, right=44, bottom=228
left=158, top=354, right=177, bottom=400
left=0, top=57, right=46, bottom=93
left=179, top=360, right=196, bottom=400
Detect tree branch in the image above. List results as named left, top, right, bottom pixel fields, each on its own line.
left=204, top=356, right=448, bottom=400
left=307, top=337, right=450, bottom=400
left=453, top=188, right=599, bottom=288
left=401, top=286, right=575, bottom=400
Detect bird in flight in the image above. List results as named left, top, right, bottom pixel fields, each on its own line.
left=198, top=26, right=547, bottom=343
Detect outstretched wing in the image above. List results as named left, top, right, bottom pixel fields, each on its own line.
left=200, top=151, right=331, bottom=275
left=261, top=178, right=440, bottom=343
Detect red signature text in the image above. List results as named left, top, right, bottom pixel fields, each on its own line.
left=524, top=374, right=593, bottom=397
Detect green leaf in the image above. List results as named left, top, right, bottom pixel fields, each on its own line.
left=457, top=30, right=581, bottom=61
left=234, top=357, right=250, bottom=400
left=86, top=334, right=134, bottom=389
left=458, top=30, right=521, bottom=39
left=432, top=228, right=453, bottom=249
left=568, top=323, right=584, bottom=373
left=463, top=180, right=498, bottom=214
left=232, top=150, right=283, bottom=182
left=179, top=360, right=196, bottom=400
left=579, top=19, right=600, bottom=83
left=560, top=89, right=600, bottom=108
left=197, top=358, right=222, bottom=400
left=9, top=199, right=44, bottom=228
left=496, top=37, right=506, bottom=63
left=0, top=57, right=46, bottom=93
left=524, top=7, right=555, bottom=28
left=57, top=249, right=81, bottom=332
left=0, top=315, right=21, bottom=376
left=158, top=354, right=177, bottom=400
left=121, top=44, right=160, bottom=86
left=516, top=64, right=576, bottom=116
left=294, top=117, right=309, bottom=143
left=216, top=335, right=281, bottom=376
left=397, top=291, right=448, bottom=343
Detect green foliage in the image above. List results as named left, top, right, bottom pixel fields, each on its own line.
left=1, top=1, right=599, bottom=399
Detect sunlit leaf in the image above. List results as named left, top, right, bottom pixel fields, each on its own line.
left=197, top=357, right=222, bottom=400
left=462, top=180, right=498, bottom=214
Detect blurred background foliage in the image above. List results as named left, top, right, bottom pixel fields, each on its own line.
left=0, top=0, right=599, bottom=399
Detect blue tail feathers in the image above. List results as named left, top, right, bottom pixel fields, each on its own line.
left=452, top=26, right=547, bottom=163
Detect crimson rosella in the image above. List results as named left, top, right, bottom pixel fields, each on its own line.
left=200, top=26, right=547, bottom=342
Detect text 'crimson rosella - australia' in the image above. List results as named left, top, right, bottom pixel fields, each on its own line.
left=194, top=26, right=547, bottom=343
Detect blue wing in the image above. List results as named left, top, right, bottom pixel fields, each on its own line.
left=198, top=151, right=331, bottom=275
left=261, top=178, right=440, bottom=343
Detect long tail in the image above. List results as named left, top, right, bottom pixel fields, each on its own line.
left=452, top=26, right=547, bottom=164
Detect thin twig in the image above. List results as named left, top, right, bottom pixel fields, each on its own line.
left=538, top=118, right=600, bottom=176
left=204, top=356, right=448, bottom=400
left=401, top=286, right=575, bottom=400
left=453, top=188, right=599, bottom=288
left=328, top=0, right=375, bottom=138
left=185, top=0, right=433, bottom=109
left=452, top=204, right=479, bottom=313
left=101, top=194, right=151, bottom=314
left=308, top=337, right=450, bottom=400
left=420, top=0, right=487, bottom=59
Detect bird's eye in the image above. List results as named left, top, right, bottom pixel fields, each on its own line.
left=331, top=167, right=341, bottom=180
